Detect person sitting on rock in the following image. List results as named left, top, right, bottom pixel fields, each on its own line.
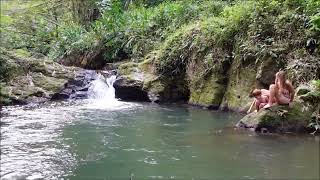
left=250, top=88, right=270, bottom=112
left=263, top=71, right=295, bottom=108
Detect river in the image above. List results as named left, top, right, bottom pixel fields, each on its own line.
left=1, top=74, right=319, bottom=179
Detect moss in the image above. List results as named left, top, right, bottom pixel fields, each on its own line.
left=239, top=104, right=311, bottom=133
left=31, top=73, right=67, bottom=93
left=222, top=60, right=257, bottom=111
left=296, top=85, right=312, bottom=96
left=0, top=50, right=25, bottom=82
left=117, top=62, right=139, bottom=75
left=189, top=72, right=226, bottom=107
left=0, top=84, right=12, bottom=105
left=144, top=78, right=165, bottom=94
left=13, top=49, right=32, bottom=58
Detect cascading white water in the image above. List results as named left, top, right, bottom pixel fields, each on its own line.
left=88, top=74, right=117, bottom=100
left=85, top=72, right=138, bottom=110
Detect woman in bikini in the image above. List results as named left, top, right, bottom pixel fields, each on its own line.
left=263, top=71, right=295, bottom=108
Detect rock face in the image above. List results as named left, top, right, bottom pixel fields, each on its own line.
left=0, top=51, right=96, bottom=105
left=187, top=51, right=230, bottom=109
left=114, top=61, right=189, bottom=103
left=113, top=77, right=150, bottom=102
left=221, top=52, right=285, bottom=112
left=51, top=70, right=98, bottom=100
left=113, top=62, right=148, bottom=101
left=220, top=61, right=256, bottom=112
left=236, top=104, right=312, bottom=133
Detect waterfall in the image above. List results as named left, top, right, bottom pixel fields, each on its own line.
left=85, top=72, right=137, bottom=109
left=87, top=73, right=117, bottom=101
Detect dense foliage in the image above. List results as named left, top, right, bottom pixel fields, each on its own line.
left=1, top=0, right=319, bottom=80
left=1, top=0, right=319, bottom=59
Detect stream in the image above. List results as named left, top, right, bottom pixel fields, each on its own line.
left=1, top=74, right=319, bottom=179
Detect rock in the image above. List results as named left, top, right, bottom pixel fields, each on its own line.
left=52, top=70, right=97, bottom=100
left=0, top=51, right=87, bottom=106
left=296, top=81, right=320, bottom=105
left=221, top=51, right=285, bottom=112
left=256, top=56, right=283, bottom=87
left=113, top=77, right=150, bottom=102
left=187, top=51, right=229, bottom=109
left=236, top=104, right=312, bottom=133
left=113, top=62, right=150, bottom=102
left=221, top=62, right=256, bottom=112
left=114, top=61, right=189, bottom=103
left=143, top=75, right=189, bottom=103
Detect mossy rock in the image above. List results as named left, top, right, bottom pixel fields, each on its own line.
left=189, top=72, right=226, bottom=109
left=0, top=50, right=81, bottom=106
left=143, top=75, right=189, bottom=102
left=31, top=72, right=68, bottom=93
left=237, top=103, right=312, bottom=133
left=117, top=62, right=139, bottom=75
left=222, top=64, right=256, bottom=112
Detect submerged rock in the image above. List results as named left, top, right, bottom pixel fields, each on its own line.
left=236, top=104, right=312, bottom=133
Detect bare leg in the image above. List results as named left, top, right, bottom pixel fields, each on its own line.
left=259, top=103, right=267, bottom=109
left=263, top=84, right=277, bottom=109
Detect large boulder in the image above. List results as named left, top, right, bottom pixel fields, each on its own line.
left=113, top=77, right=150, bottom=102
left=113, top=62, right=150, bottom=102
left=236, top=104, right=313, bottom=133
left=114, top=61, right=189, bottom=103
left=51, top=70, right=98, bottom=100
left=0, top=51, right=94, bottom=105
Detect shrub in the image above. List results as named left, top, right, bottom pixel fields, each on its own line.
left=153, top=1, right=254, bottom=76
left=48, top=24, right=94, bottom=59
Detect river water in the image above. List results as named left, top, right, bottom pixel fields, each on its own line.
left=1, top=75, right=319, bottom=179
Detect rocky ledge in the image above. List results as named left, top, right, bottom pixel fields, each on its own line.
left=236, top=83, right=320, bottom=134
left=0, top=51, right=97, bottom=106
left=236, top=104, right=312, bottom=133
left=113, top=61, right=189, bottom=103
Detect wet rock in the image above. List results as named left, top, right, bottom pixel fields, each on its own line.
left=113, top=62, right=151, bottom=102
left=236, top=104, right=312, bottom=133
left=113, top=76, right=150, bottom=102
left=51, top=70, right=99, bottom=100
left=0, top=51, right=87, bottom=106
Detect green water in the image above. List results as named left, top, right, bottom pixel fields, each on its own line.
left=1, top=100, right=319, bottom=179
